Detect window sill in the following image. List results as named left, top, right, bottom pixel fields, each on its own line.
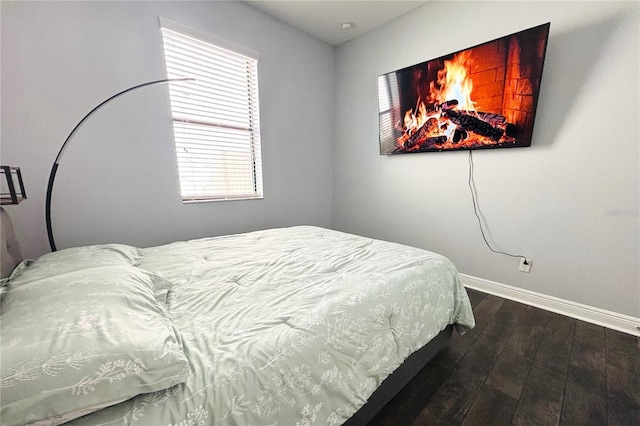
left=182, top=195, right=263, bottom=204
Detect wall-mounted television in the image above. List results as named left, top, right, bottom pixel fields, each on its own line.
left=378, top=23, right=550, bottom=154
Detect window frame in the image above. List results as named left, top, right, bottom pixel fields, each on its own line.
left=159, top=18, right=263, bottom=203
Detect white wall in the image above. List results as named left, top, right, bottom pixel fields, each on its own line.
left=1, top=1, right=334, bottom=258
left=333, top=1, right=639, bottom=317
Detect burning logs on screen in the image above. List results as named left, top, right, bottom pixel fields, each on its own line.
left=399, top=100, right=515, bottom=151
left=443, top=110, right=504, bottom=142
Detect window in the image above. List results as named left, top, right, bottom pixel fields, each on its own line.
left=378, top=74, right=400, bottom=154
left=160, top=22, right=263, bottom=202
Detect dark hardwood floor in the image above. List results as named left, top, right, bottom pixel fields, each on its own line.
left=369, top=289, right=640, bottom=426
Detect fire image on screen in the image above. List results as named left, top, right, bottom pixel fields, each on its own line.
left=378, top=23, right=550, bottom=154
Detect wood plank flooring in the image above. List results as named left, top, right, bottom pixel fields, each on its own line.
left=368, top=289, right=640, bottom=426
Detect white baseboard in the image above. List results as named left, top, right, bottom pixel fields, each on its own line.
left=459, top=273, right=640, bottom=337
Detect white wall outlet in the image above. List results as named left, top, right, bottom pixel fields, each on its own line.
left=519, top=258, right=532, bottom=273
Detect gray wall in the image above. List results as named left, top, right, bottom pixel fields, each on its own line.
left=2, top=1, right=638, bottom=319
left=1, top=1, right=334, bottom=257
left=332, top=1, right=639, bottom=317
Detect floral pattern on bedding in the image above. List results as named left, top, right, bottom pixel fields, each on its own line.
left=5, top=226, right=475, bottom=426
left=0, top=265, right=190, bottom=426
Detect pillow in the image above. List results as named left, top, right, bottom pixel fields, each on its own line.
left=8, top=244, right=144, bottom=286
left=0, top=265, right=189, bottom=426
left=6, top=244, right=174, bottom=304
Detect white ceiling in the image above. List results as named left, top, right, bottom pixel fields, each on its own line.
left=244, top=1, right=430, bottom=46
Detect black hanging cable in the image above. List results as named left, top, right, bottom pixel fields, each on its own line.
left=468, top=150, right=528, bottom=263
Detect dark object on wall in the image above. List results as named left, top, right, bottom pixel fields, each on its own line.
left=1, top=166, right=26, bottom=205
left=45, top=78, right=194, bottom=252
left=378, top=23, right=550, bottom=154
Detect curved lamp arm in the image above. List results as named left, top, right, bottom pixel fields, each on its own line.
left=46, top=78, right=194, bottom=252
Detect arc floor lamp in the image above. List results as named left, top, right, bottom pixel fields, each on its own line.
left=45, top=78, right=193, bottom=252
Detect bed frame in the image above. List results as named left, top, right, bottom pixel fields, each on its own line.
left=0, top=207, right=23, bottom=280
left=0, top=214, right=452, bottom=424
left=345, top=325, right=452, bottom=425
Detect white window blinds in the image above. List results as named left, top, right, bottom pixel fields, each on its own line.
left=161, top=24, right=263, bottom=202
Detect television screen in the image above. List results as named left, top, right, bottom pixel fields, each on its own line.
left=378, top=23, right=550, bottom=154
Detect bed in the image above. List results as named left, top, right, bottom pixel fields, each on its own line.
left=0, top=223, right=475, bottom=426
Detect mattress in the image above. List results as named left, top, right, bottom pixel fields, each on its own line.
left=1, top=226, right=475, bottom=425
